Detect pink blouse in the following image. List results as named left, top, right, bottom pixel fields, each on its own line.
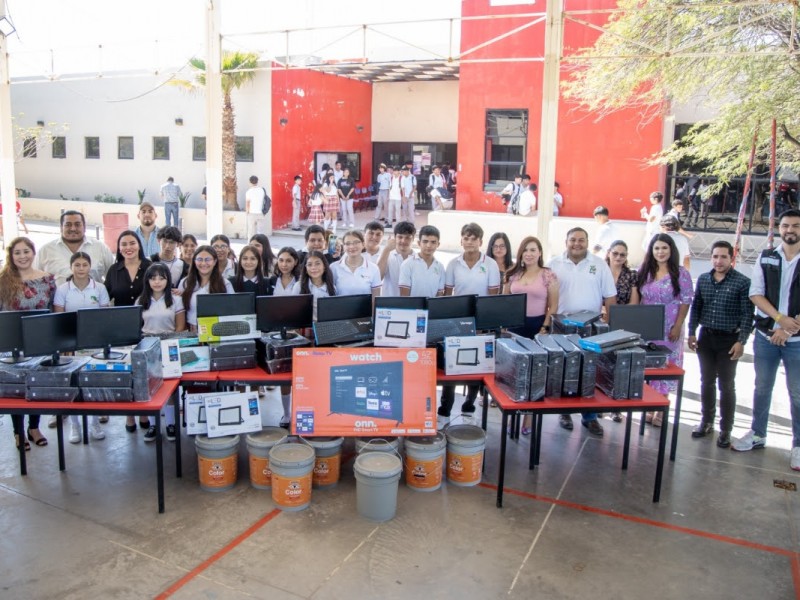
left=508, top=268, right=557, bottom=317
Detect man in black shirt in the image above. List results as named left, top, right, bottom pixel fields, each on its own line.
left=687, top=240, right=753, bottom=447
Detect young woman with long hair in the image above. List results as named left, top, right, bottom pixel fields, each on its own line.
left=293, top=250, right=336, bottom=320
left=231, top=245, right=273, bottom=296
left=210, top=234, right=236, bottom=279
left=270, top=247, right=300, bottom=296
left=104, top=230, right=151, bottom=308
left=487, top=232, right=514, bottom=286
left=248, top=233, right=275, bottom=276
left=330, top=230, right=382, bottom=299
left=178, top=244, right=234, bottom=332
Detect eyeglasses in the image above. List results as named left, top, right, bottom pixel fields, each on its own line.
left=194, top=257, right=215, bottom=264
left=212, top=244, right=229, bottom=251
left=343, top=241, right=362, bottom=247
left=610, top=251, right=628, bottom=258
left=492, top=244, right=506, bottom=250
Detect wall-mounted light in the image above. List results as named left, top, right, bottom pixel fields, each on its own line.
left=175, top=118, right=184, bottom=126
left=356, top=125, right=364, bottom=133
left=36, top=120, right=44, bottom=127
left=279, top=117, right=288, bottom=127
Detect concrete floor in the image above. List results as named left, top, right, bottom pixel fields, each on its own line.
left=1, top=216, right=798, bottom=599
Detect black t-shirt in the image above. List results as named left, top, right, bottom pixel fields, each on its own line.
left=337, top=177, right=355, bottom=198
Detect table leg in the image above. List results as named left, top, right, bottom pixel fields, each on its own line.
left=18, top=420, right=27, bottom=475
left=56, top=417, right=66, bottom=471
left=639, top=413, right=646, bottom=436
left=497, top=410, right=508, bottom=508
left=481, top=386, right=489, bottom=431
left=653, top=407, right=668, bottom=503
left=669, top=376, right=684, bottom=462
left=82, top=414, right=89, bottom=444
left=533, top=414, right=542, bottom=466
left=528, top=413, right=536, bottom=470
left=155, top=412, right=164, bottom=514
left=622, top=412, right=632, bottom=469
left=173, top=389, right=182, bottom=478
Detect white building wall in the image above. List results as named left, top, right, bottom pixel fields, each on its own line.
left=11, top=69, right=271, bottom=210
left=371, top=80, right=458, bottom=142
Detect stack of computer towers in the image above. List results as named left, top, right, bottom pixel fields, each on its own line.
left=209, top=339, right=257, bottom=371
left=510, top=335, right=549, bottom=400
left=131, top=337, right=163, bottom=401
left=256, top=333, right=311, bottom=373
left=595, top=347, right=633, bottom=399
left=78, top=365, right=134, bottom=401
left=25, top=357, right=89, bottom=401
left=552, top=335, right=582, bottom=397
left=0, top=357, right=42, bottom=398
left=552, top=311, right=601, bottom=337
left=566, top=334, right=596, bottom=398
left=495, top=338, right=534, bottom=401
left=534, top=334, right=564, bottom=398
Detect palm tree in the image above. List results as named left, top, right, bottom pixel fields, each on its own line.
left=173, top=51, right=259, bottom=210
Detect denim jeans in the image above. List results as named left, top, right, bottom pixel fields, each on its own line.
left=751, top=333, right=800, bottom=447
left=164, top=202, right=179, bottom=228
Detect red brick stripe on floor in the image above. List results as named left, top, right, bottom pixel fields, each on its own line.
left=792, top=554, right=800, bottom=600
left=156, top=508, right=282, bottom=599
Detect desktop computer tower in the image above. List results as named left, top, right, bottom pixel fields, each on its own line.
left=256, top=333, right=311, bottom=372
left=534, top=334, right=564, bottom=398
left=131, top=337, right=163, bottom=401
left=628, top=346, right=647, bottom=399
left=596, top=347, right=632, bottom=399
left=509, top=334, right=549, bottom=401
left=552, top=334, right=581, bottom=397
left=495, top=337, right=532, bottom=401
left=566, top=334, right=597, bottom=398
left=209, top=340, right=256, bottom=359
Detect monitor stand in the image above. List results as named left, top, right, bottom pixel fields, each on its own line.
left=40, top=351, right=73, bottom=368
left=270, top=327, right=298, bottom=341
left=91, top=345, right=126, bottom=361
left=0, top=350, right=25, bottom=364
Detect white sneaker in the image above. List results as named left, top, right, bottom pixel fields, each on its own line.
left=48, top=414, right=66, bottom=429
left=437, top=415, right=450, bottom=430
left=460, top=413, right=476, bottom=425
left=69, top=424, right=81, bottom=444
left=90, top=423, right=105, bottom=441
left=731, top=430, right=766, bottom=452
left=791, top=447, right=800, bottom=472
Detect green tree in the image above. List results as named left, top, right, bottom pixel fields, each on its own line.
left=173, top=51, right=259, bottom=210
left=561, top=1, right=797, bottom=185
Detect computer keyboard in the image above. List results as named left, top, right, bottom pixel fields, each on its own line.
left=211, top=321, right=251, bottom=336
left=314, top=318, right=373, bottom=345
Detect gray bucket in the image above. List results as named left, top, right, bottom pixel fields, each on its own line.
left=268, top=442, right=315, bottom=511
left=445, top=425, right=486, bottom=487
left=404, top=432, right=447, bottom=492
left=353, top=451, right=403, bottom=522
left=195, top=434, right=240, bottom=492
left=307, top=436, right=344, bottom=488
left=355, top=436, right=402, bottom=455
left=246, top=427, right=288, bottom=489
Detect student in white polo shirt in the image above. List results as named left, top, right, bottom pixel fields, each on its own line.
left=377, top=221, right=416, bottom=297
left=331, top=230, right=382, bottom=298
left=363, top=220, right=385, bottom=264
left=547, top=226, right=617, bottom=436
left=438, top=223, right=501, bottom=428
left=53, top=251, right=111, bottom=444
left=399, top=225, right=445, bottom=298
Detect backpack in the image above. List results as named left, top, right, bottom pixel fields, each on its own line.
left=261, top=187, right=272, bottom=215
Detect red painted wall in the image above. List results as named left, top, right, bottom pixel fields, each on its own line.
left=458, top=0, right=663, bottom=220
left=271, top=68, right=373, bottom=228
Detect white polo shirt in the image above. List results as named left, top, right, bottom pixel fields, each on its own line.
left=750, top=243, right=800, bottom=342
left=399, top=254, right=446, bottom=298
left=364, top=248, right=382, bottom=264
left=53, top=279, right=110, bottom=312
left=331, top=257, right=382, bottom=296
left=381, top=249, right=416, bottom=297
left=445, top=252, right=501, bottom=296
left=179, top=279, right=235, bottom=325
left=36, top=236, right=116, bottom=286
left=547, top=252, right=617, bottom=314
left=142, top=294, right=186, bottom=335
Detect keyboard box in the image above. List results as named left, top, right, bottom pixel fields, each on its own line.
left=77, top=369, right=133, bottom=388
left=81, top=387, right=134, bottom=402
left=179, top=345, right=211, bottom=374
left=209, top=340, right=256, bottom=359
left=373, top=308, right=428, bottom=348
left=197, top=314, right=258, bottom=343
left=131, top=337, right=163, bottom=401
left=27, top=386, right=81, bottom=402
left=25, top=356, right=90, bottom=388
left=210, top=355, right=257, bottom=371
left=443, top=335, right=495, bottom=376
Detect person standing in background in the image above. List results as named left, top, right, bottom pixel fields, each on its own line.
left=338, top=167, right=356, bottom=229
left=245, top=175, right=269, bottom=238
left=553, top=182, right=563, bottom=215
left=592, top=206, right=619, bottom=256
left=133, top=202, right=160, bottom=258
left=291, top=174, right=303, bottom=231
left=375, top=164, right=391, bottom=225
left=159, top=176, right=182, bottom=228
left=641, top=191, right=665, bottom=251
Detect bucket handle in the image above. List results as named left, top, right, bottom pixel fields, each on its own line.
left=359, top=438, right=404, bottom=469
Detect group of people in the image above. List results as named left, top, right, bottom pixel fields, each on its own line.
left=2, top=194, right=798, bottom=472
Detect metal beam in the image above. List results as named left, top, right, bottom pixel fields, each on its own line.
left=0, top=1, right=16, bottom=244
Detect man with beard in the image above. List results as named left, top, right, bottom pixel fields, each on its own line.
left=134, top=202, right=160, bottom=257
left=733, top=210, right=800, bottom=472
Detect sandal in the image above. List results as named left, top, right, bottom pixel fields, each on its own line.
left=138, top=419, right=151, bottom=429
left=27, top=428, right=48, bottom=447
left=15, top=434, right=31, bottom=451
left=521, top=426, right=532, bottom=436
left=652, top=413, right=663, bottom=428
left=490, top=399, right=498, bottom=408
left=645, top=412, right=654, bottom=424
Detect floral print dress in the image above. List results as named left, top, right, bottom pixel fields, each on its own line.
left=0, top=274, right=56, bottom=311
left=639, top=267, right=694, bottom=395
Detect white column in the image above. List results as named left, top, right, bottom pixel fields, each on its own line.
left=0, top=4, right=17, bottom=242
left=205, top=0, right=223, bottom=240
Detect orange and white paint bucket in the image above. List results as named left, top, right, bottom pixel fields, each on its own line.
left=445, top=425, right=485, bottom=487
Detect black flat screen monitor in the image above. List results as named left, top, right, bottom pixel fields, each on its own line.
left=21, top=312, right=78, bottom=366
left=256, top=294, right=314, bottom=340
left=77, top=306, right=143, bottom=360
left=197, top=292, right=255, bottom=318
left=426, top=294, right=477, bottom=320
left=0, top=309, right=49, bottom=363
left=475, top=294, right=527, bottom=331
left=609, top=304, right=666, bottom=342
left=317, top=294, right=372, bottom=323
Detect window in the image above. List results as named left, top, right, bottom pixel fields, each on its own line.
left=484, top=109, right=527, bottom=189
left=52, top=136, right=66, bottom=159
left=85, top=136, right=100, bottom=159
left=22, top=137, right=37, bottom=158
left=192, top=136, right=206, bottom=161
left=153, top=136, right=170, bottom=160
left=118, top=136, right=134, bottom=160
left=235, top=136, right=254, bottom=162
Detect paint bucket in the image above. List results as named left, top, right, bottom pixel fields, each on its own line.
left=445, top=425, right=486, bottom=487
left=355, top=436, right=402, bottom=455
left=195, top=434, right=240, bottom=492
left=269, top=442, right=315, bottom=511
left=353, top=451, right=403, bottom=522
left=246, top=427, right=288, bottom=489
left=404, top=432, right=446, bottom=492
left=307, top=436, right=344, bottom=489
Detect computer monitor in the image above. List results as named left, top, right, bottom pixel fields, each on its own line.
left=21, top=312, right=78, bottom=367
left=0, top=309, right=49, bottom=363
left=77, top=306, right=143, bottom=360
left=609, top=304, right=666, bottom=342
left=256, top=294, right=314, bottom=340
left=197, top=292, right=255, bottom=318
left=475, top=294, right=527, bottom=332
left=426, top=294, right=477, bottom=320
left=317, top=294, right=372, bottom=322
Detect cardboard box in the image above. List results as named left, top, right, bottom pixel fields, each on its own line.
left=185, top=390, right=242, bottom=435
left=373, top=308, right=428, bottom=348
left=204, top=391, right=262, bottom=438
left=443, top=335, right=495, bottom=375
left=197, top=314, right=258, bottom=343
left=160, top=339, right=182, bottom=379
left=179, top=346, right=211, bottom=373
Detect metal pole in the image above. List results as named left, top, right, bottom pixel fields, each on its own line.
left=732, top=128, right=759, bottom=266
left=536, top=0, right=564, bottom=257
left=767, top=119, right=776, bottom=250
left=0, top=2, right=17, bottom=241
left=205, top=0, right=223, bottom=240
